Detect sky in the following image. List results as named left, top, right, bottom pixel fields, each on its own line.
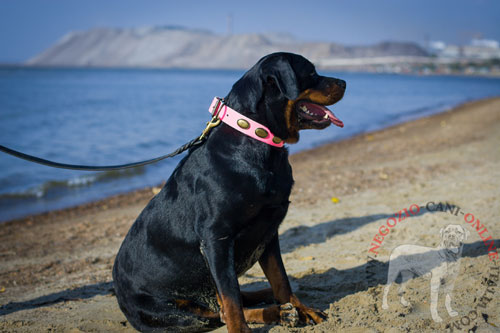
left=0, top=0, right=499, bottom=63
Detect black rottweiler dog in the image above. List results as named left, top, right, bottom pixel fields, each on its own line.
left=113, top=52, right=346, bottom=332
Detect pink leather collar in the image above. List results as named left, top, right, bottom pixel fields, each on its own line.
left=208, top=97, right=284, bottom=148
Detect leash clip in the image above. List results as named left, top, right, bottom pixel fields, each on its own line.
left=199, top=98, right=224, bottom=140
left=199, top=116, right=221, bottom=141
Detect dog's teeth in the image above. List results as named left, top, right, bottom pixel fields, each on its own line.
left=323, top=114, right=329, bottom=119
left=300, top=105, right=308, bottom=112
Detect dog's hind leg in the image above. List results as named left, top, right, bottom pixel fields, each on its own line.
left=174, top=299, right=220, bottom=320
left=242, top=303, right=299, bottom=327
left=382, top=263, right=400, bottom=310
left=398, top=270, right=413, bottom=307
left=445, top=294, right=459, bottom=317
left=430, top=275, right=443, bottom=322
left=443, top=282, right=459, bottom=317
left=241, top=288, right=275, bottom=306
left=381, top=285, right=391, bottom=310
left=124, top=298, right=222, bottom=332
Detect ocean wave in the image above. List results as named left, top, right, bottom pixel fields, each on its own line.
left=0, top=167, right=145, bottom=200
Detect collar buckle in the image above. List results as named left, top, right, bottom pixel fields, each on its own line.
left=199, top=98, right=225, bottom=140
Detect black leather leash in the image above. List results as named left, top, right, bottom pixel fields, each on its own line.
left=0, top=138, right=204, bottom=171
left=0, top=99, right=226, bottom=171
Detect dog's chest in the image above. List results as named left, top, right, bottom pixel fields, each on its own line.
left=233, top=203, right=288, bottom=276
left=268, top=164, right=293, bottom=194
left=235, top=241, right=268, bottom=277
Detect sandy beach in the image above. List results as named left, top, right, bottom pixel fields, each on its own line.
left=1, top=97, right=499, bottom=332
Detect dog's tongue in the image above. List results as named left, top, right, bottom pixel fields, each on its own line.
left=324, top=108, right=344, bottom=128
left=304, top=102, right=344, bottom=128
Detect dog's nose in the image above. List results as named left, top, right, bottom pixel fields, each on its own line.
left=335, top=79, right=346, bottom=91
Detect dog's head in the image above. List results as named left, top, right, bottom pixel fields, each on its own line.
left=440, top=224, right=469, bottom=254
left=225, top=53, right=346, bottom=143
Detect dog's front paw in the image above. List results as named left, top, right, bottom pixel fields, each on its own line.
left=296, top=306, right=327, bottom=325
left=432, top=314, right=443, bottom=323
left=279, top=303, right=299, bottom=327
left=400, top=297, right=411, bottom=307
left=289, top=294, right=327, bottom=325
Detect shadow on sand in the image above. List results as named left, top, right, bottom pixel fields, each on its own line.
left=1, top=206, right=495, bottom=322
left=0, top=282, right=113, bottom=316
left=279, top=206, right=432, bottom=254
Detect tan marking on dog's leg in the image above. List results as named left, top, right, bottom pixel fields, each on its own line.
left=219, top=294, right=251, bottom=333
left=174, top=299, right=219, bottom=318
left=259, top=240, right=326, bottom=325
left=288, top=294, right=327, bottom=324
left=243, top=303, right=298, bottom=326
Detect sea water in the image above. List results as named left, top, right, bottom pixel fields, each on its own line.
left=1, top=67, right=499, bottom=221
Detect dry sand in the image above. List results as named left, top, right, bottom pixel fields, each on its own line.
left=1, top=97, right=499, bottom=332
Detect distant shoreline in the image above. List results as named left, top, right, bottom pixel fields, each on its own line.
left=2, top=63, right=499, bottom=78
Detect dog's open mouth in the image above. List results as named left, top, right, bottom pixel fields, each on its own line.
left=296, top=101, right=344, bottom=129
left=444, top=238, right=462, bottom=253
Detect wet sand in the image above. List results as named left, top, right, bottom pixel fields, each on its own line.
left=1, top=97, right=499, bottom=332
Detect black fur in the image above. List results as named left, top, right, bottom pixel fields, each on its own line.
left=113, top=53, right=346, bottom=332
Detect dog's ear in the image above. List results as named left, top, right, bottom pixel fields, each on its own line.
left=226, top=69, right=264, bottom=113
left=463, top=227, right=470, bottom=240
left=262, top=59, right=300, bottom=101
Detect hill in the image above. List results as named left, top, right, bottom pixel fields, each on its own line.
left=27, top=26, right=428, bottom=69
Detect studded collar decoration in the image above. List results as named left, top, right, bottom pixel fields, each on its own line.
left=208, top=97, right=284, bottom=148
